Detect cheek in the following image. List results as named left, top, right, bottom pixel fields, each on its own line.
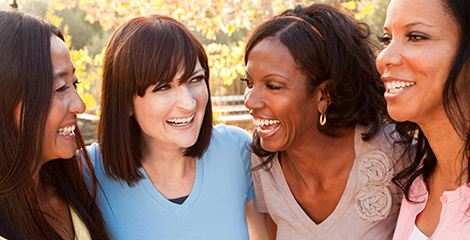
left=193, top=84, right=209, bottom=107
left=375, top=57, right=384, bottom=75
left=133, top=97, right=165, bottom=126
left=45, top=97, right=65, bottom=127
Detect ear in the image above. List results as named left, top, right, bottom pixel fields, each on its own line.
left=129, top=95, right=136, bottom=117
left=316, top=80, right=331, bottom=114
left=129, top=103, right=134, bottom=117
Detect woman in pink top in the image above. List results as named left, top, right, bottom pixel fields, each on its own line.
left=376, top=0, right=470, bottom=239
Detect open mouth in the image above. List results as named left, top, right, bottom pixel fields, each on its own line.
left=166, top=115, right=195, bottom=126
left=385, top=81, right=415, bottom=94
left=253, top=118, right=280, bottom=134
left=58, top=125, right=76, bottom=136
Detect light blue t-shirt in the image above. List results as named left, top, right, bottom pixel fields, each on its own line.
left=85, top=124, right=254, bottom=240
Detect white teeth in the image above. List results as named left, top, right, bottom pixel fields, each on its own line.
left=58, top=125, right=76, bottom=136
left=258, top=128, right=275, bottom=134
left=167, top=115, right=194, bottom=126
left=386, top=81, right=415, bottom=94
left=252, top=118, right=280, bottom=127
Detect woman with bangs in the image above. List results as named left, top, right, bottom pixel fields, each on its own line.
left=85, top=14, right=266, bottom=239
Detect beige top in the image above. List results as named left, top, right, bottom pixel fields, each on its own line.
left=0, top=206, right=91, bottom=240
left=252, top=124, right=407, bottom=239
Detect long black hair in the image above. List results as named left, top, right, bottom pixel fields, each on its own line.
left=0, top=11, right=110, bottom=239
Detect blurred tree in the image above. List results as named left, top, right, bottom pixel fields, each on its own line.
left=10, top=0, right=18, bottom=9
left=55, top=6, right=113, bottom=55
left=46, top=6, right=103, bottom=114
left=2, top=0, right=389, bottom=115
left=55, top=0, right=384, bottom=96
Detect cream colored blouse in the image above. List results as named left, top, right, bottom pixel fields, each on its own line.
left=0, top=206, right=91, bottom=240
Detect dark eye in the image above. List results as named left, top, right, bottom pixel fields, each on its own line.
left=190, top=75, right=205, bottom=83
left=55, top=85, right=70, bottom=92
left=378, top=35, right=391, bottom=46
left=240, top=78, right=253, bottom=89
left=266, top=83, right=281, bottom=90
left=153, top=84, right=171, bottom=92
left=406, top=33, right=428, bottom=42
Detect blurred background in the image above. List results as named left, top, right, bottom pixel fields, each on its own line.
left=0, top=0, right=390, bottom=142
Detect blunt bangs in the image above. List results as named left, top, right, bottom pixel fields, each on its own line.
left=99, top=14, right=212, bottom=185
left=117, top=16, right=207, bottom=98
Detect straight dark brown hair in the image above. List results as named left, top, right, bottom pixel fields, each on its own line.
left=0, top=11, right=109, bottom=239
left=99, top=14, right=213, bottom=186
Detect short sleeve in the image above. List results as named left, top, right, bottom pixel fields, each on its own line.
left=251, top=152, right=268, bottom=213
left=82, top=143, right=101, bottom=192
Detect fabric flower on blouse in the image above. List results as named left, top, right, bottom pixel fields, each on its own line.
left=355, top=150, right=393, bottom=222
left=355, top=186, right=393, bottom=222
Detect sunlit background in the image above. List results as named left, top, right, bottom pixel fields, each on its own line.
left=1, top=0, right=390, bottom=141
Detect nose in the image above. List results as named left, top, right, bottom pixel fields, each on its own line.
left=176, top=85, right=197, bottom=111
left=70, top=90, right=86, bottom=114
left=376, top=41, right=403, bottom=74
left=244, top=86, right=264, bottom=111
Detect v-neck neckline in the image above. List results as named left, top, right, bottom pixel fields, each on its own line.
left=139, top=157, right=204, bottom=213
left=271, top=125, right=360, bottom=235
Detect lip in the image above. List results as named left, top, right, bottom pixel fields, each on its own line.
left=57, top=121, right=77, bottom=139
left=57, top=120, right=77, bottom=131
left=251, top=115, right=281, bottom=138
left=166, top=113, right=196, bottom=128
left=380, top=75, right=412, bottom=82
left=381, top=75, right=416, bottom=100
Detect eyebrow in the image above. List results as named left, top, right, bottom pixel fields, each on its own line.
left=384, top=21, right=434, bottom=31
left=244, top=70, right=290, bottom=81
left=53, top=68, right=75, bottom=80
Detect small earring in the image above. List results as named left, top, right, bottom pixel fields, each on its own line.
left=319, top=113, right=326, bottom=126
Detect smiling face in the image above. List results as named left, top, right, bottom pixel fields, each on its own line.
left=243, top=37, right=321, bottom=152
left=376, top=0, right=460, bottom=125
left=40, top=35, right=86, bottom=163
left=132, top=61, right=208, bottom=153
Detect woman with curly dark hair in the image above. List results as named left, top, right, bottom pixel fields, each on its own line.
left=243, top=3, right=407, bottom=239
left=0, top=11, right=109, bottom=240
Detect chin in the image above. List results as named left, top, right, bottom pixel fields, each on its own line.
left=61, top=153, right=76, bottom=160
left=387, top=107, right=410, bottom=123
left=260, top=142, right=281, bottom=153
left=60, top=148, right=78, bottom=160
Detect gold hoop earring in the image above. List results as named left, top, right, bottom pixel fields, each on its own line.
left=319, top=113, right=326, bottom=126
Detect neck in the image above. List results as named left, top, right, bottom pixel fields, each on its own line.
left=419, top=115, right=467, bottom=188
left=140, top=140, right=196, bottom=199
left=142, top=144, right=195, bottom=175
left=280, top=125, right=356, bottom=180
